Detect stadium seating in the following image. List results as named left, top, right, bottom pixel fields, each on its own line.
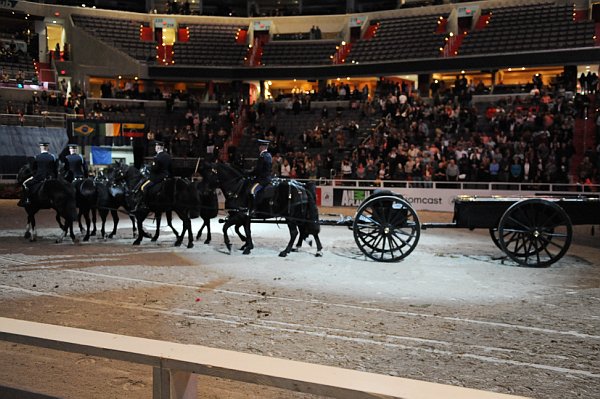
left=72, top=15, right=156, bottom=63
left=459, top=3, right=596, bottom=55
left=173, top=24, right=248, bottom=66
left=348, top=13, right=449, bottom=63
left=261, top=40, right=340, bottom=66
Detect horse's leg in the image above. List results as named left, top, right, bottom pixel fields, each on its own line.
left=184, top=217, right=194, bottom=248
left=78, top=208, right=85, bottom=234
left=235, top=223, right=248, bottom=250
left=222, top=219, right=234, bottom=253
left=132, top=212, right=148, bottom=245
left=129, top=214, right=137, bottom=238
left=82, top=208, right=91, bottom=242
left=279, top=222, right=298, bottom=257
left=24, top=214, right=32, bottom=239
left=107, top=209, right=118, bottom=238
left=241, top=217, right=254, bottom=255
left=54, top=213, right=67, bottom=243
left=67, top=216, right=79, bottom=244
left=196, top=219, right=206, bottom=241
left=90, top=208, right=97, bottom=236
left=167, top=211, right=181, bottom=243
left=204, top=217, right=211, bottom=244
left=56, top=216, right=67, bottom=243
left=313, top=233, right=324, bottom=257
left=170, top=211, right=184, bottom=247
left=151, top=212, right=162, bottom=242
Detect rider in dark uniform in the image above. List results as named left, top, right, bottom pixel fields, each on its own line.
left=19, top=141, right=58, bottom=206
left=249, top=139, right=272, bottom=213
left=64, top=144, right=88, bottom=182
left=134, top=141, right=172, bottom=212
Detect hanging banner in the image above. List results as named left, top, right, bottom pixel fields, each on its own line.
left=122, top=123, right=145, bottom=138
left=72, top=121, right=96, bottom=137
left=99, top=123, right=121, bottom=137
left=91, top=146, right=112, bottom=165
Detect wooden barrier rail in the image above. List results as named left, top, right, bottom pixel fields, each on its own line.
left=0, top=317, right=529, bottom=399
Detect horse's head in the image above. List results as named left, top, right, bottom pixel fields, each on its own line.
left=200, top=162, right=220, bottom=191
left=17, top=162, right=33, bottom=185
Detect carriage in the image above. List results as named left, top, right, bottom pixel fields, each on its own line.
left=341, top=191, right=600, bottom=267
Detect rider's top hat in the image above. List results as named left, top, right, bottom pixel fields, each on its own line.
left=39, top=141, right=50, bottom=146
left=257, top=139, right=270, bottom=146
left=68, top=144, right=78, bottom=149
left=154, top=140, right=165, bottom=146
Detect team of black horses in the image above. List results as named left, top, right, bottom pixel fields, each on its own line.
left=16, top=161, right=323, bottom=257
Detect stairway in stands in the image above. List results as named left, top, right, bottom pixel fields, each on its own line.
left=571, top=94, right=597, bottom=181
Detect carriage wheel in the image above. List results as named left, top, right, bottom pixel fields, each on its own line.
left=498, top=198, right=572, bottom=267
left=489, top=228, right=502, bottom=250
left=353, top=195, right=420, bottom=262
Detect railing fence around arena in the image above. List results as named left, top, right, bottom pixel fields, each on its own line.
left=0, top=317, right=529, bottom=399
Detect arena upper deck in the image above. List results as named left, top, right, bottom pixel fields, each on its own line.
left=4, top=0, right=599, bottom=81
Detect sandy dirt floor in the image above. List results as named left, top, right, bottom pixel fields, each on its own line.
left=0, top=199, right=599, bottom=399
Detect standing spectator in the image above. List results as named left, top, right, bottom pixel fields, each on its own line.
left=445, top=158, right=459, bottom=181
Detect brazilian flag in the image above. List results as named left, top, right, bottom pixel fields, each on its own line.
left=72, top=121, right=97, bottom=137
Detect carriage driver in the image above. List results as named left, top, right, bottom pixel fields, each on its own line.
left=18, top=141, right=58, bottom=207
left=64, top=144, right=88, bottom=182
left=133, top=140, right=172, bottom=212
left=248, top=139, right=273, bottom=213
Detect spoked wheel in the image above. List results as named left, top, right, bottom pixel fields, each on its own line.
left=352, top=195, right=420, bottom=262
left=498, top=198, right=572, bottom=267
left=489, top=228, right=502, bottom=250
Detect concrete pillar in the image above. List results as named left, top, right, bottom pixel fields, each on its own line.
left=153, top=367, right=197, bottom=399
left=418, top=74, right=431, bottom=98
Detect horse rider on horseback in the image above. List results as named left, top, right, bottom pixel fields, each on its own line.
left=248, top=139, right=272, bottom=214
left=133, top=140, right=172, bottom=212
left=64, top=144, right=88, bottom=182
left=18, top=141, right=58, bottom=207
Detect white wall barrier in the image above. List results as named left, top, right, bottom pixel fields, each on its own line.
left=315, top=180, right=599, bottom=212
left=0, top=317, right=530, bottom=399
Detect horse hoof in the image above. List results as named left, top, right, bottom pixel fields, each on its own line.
left=242, top=248, right=251, bottom=255
left=204, top=239, right=210, bottom=244
left=108, top=233, right=115, bottom=239
left=187, top=243, right=194, bottom=249
left=151, top=238, right=158, bottom=242
left=315, top=251, right=323, bottom=257
left=174, top=241, right=182, bottom=247
left=196, top=234, right=201, bottom=241
left=83, top=236, right=90, bottom=242
left=279, top=251, right=288, bottom=257
left=55, top=239, right=63, bottom=244
left=226, top=244, right=232, bottom=253
left=132, top=241, right=141, bottom=246
left=24, top=232, right=31, bottom=239
left=73, top=238, right=80, bottom=244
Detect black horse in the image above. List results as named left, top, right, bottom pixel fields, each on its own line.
left=118, top=164, right=202, bottom=247
left=194, top=173, right=219, bottom=244
left=17, top=163, right=79, bottom=243
left=204, top=162, right=322, bottom=257
left=99, top=163, right=148, bottom=239
left=70, top=177, right=99, bottom=241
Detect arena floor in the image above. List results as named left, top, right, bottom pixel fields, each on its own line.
left=0, top=199, right=599, bottom=399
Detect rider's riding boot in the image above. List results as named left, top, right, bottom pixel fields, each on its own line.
left=17, top=189, right=30, bottom=207
left=131, top=190, right=147, bottom=213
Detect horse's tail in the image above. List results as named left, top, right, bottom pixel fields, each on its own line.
left=302, top=182, right=320, bottom=233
